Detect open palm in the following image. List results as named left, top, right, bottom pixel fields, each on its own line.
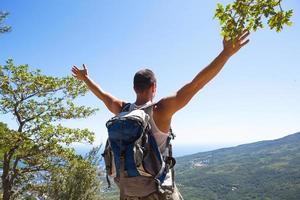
left=72, top=64, right=88, bottom=80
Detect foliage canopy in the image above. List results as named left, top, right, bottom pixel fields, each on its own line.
left=0, top=59, right=99, bottom=199
left=214, top=0, right=293, bottom=40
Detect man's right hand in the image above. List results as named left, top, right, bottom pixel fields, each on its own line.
left=72, top=64, right=88, bottom=81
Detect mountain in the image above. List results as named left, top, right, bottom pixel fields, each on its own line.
left=175, top=132, right=300, bottom=200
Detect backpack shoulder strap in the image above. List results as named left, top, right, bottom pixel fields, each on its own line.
left=165, top=127, right=175, bottom=163
left=139, top=102, right=156, bottom=116
left=143, top=101, right=156, bottom=108
left=168, top=127, right=176, bottom=140
left=121, top=103, right=131, bottom=112
left=120, top=102, right=154, bottom=113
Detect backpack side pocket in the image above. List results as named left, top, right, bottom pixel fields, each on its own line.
left=102, top=141, right=116, bottom=177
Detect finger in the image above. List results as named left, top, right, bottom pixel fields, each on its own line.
left=71, top=68, right=78, bottom=74
left=238, top=29, right=249, bottom=37
left=83, top=64, right=87, bottom=70
left=72, top=74, right=77, bottom=78
left=72, top=73, right=79, bottom=78
left=239, top=31, right=250, bottom=41
left=73, top=65, right=80, bottom=71
left=240, top=39, right=250, bottom=47
left=72, top=69, right=78, bottom=74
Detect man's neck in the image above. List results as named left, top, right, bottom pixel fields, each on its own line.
left=135, top=97, right=152, bottom=106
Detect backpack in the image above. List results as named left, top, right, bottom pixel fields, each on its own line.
left=102, top=102, right=176, bottom=198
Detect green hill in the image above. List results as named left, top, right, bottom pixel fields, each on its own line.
left=175, top=132, right=300, bottom=200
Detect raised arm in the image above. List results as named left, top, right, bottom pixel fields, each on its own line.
left=158, top=31, right=250, bottom=119
left=71, top=64, right=125, bottom=114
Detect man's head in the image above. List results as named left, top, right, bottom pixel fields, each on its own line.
left=133, top=69, right=157, bottom=99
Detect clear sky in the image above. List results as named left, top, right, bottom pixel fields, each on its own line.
left=1, top=0, right=299, bottom=150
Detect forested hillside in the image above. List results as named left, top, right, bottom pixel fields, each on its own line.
left=176, top=132, right=300, bottom=200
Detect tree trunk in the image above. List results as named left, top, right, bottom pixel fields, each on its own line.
left=2, top=153, right=12, bottom=200
left=2, top=185, right=12, bottom=200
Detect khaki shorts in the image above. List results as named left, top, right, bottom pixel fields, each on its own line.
left=123, top=185, right=184, bottom=200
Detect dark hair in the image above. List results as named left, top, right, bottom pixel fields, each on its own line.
left=133, top=69, right=156, bottom=93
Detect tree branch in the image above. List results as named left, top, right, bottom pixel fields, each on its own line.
left=9, top=156, right=21, bottom=186
left=20, top=165, right=48, bottom=174
left=22, top=86, right=67, bottom=102
left=22, top=97, right=64, bottom=124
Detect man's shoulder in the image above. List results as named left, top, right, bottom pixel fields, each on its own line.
left=152, top=99, right=172, bottom=121
left=153, top=98, right=168, bottom=112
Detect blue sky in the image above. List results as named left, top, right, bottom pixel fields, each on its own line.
left=1, top=0, right=300, bottom=151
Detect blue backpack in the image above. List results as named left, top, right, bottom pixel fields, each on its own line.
left=102, top=103, right=176, bottom=197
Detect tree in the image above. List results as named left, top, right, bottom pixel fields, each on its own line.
left=214, top=0, right=293, bottom=40
left=46, top=146, right=103, bottom=200
left=0, top=12, right=11, bottom=34
left=0, top=59, right=98, bottom=200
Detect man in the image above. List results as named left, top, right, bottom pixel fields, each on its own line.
left=71, top=31, right=250, bottom=199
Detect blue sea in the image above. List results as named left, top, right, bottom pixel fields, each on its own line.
left=74, top=143, right=233, bottom=158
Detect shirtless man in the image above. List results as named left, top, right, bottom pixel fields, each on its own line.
left=71, top=31, right=250, bottom=200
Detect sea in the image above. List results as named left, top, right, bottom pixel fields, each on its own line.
left=74, top=143, right=234, bottom=158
